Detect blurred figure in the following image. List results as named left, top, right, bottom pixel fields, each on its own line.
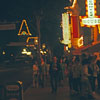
left=81, top=58, right=93, bottom=99
left=96, top=60, right=100, bottom=91
left=39, top=58, right=47, bottom=88
left=49, top=56, right=61, bottom=93
left=67, top=56, right=75, bottom=94
left=90, top=56, right=99, bottom=95
left=88, top=56, right=94, bottom=94
left=32, top=60, right=39, bottom=88
left=59, top=57, right=67, bottom=86
left=72, top=56, right=82, bottom=94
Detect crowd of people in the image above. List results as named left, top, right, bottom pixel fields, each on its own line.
left=32, top=54, right=100, bottom=99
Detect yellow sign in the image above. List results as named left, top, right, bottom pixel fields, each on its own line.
left=18, top=19, right=32, bottom=36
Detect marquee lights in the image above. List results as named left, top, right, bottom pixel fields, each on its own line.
left=80, top=0, right=100, bottom=27
left=61, top=13, right=71, bottom=45
left=18, top=19, right=32, bottom=36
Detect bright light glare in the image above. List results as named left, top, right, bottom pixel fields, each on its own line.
left=27, top=52, right=32, bottom=55
left=3, top=51, right=5, bottom=55
left=61, top=13, right=71, bottom=45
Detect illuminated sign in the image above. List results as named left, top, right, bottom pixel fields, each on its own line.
left=18, top=19, right=32, bottom=36
left=26, top=37, right=38, bottom=47
left=98, top=25, right=100, bottom=33
left=70, top=0, right=77, bottom=9
left=80, top=0, right=100, bottom=27
left=82, top=18, right=100, bottom=26
left=64, top=0, right=77, bottom=9
left=78, top=36, right=83, bottom=47
left=61, top=13, right=71, bottom=45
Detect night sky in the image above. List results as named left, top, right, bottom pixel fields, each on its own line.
left=0, top=0, right=70, bottom=53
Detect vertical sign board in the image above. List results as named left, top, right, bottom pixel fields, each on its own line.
left=5, top=82, right=23, bottom=100
left=61, top=13, right=71, bottom=45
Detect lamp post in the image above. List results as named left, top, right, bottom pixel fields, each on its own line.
left=36, top=16, right=42, bottom=64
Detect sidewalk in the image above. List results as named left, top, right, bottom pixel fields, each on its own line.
left=23, top=81, right=100, bottom=100
left=23, top=78, right=72, bottom=100
left=23, top=85, right=72, bottom=100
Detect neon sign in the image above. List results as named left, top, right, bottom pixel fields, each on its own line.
left=61, top=13, right=71, bottom=45
left=78, top=36, right=83, bottom=47
left=18, top=19, right=32, bottom=36
left=26, top=37, right=38, bottom=47
left=80, top=0, right=100, bottom=27
left=64, top=0, right=77, bottom=9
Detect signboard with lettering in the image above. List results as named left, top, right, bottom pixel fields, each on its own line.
left=80, top=0, right=100, bottom=27
left=61, top=13, right=71, bottom=45
left=5, top=81, right=23, bottom=100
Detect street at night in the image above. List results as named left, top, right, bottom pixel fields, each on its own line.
left=1, top=0, right=100, bottom=100
left=0, top=63, right=100, bottom=100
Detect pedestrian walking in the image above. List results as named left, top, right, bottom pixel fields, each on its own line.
left=32, top=60, right=39, bottom=88
left=67, top=57, right=74, bottom=94
left=80, top=58, right=93, bottom=99
left=59, top=57, right=67, bottom=86
left=90, top=56, right=99, bottom=95
left=72, top=56, right=82, bottom=94
left=49, top=56, right=61, bottom=93
left=38, top=58, right=47, bottom=88
left=96, top=60, right=100, bottom=91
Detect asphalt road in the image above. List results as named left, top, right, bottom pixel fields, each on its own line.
left=0, top=63, right=33, bottom=91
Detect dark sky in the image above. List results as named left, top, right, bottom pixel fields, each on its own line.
left=0, top=0, right=70, bottom=47
left=0, top=0, right=70, bottom=20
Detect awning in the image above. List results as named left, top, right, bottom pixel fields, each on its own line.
left=82, top=42, right=100, bottom=54
left=72, top=42, right=100, bottom=55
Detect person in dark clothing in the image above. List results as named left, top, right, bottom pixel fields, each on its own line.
left=96, top=60, right=100, bottom=91
left=49, top=56, right=61, bottom=93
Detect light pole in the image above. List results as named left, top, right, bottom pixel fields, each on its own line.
left=36, top=16, right=42, bottom=64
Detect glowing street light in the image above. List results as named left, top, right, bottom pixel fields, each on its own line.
left=42, top=44, right=46, bottom=49
left=3, top=51, right=5, bottom=55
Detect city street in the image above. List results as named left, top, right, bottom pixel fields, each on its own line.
left=0, top=63, right=100, bottom=100
left=0, top=63, right=33, bottom=91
